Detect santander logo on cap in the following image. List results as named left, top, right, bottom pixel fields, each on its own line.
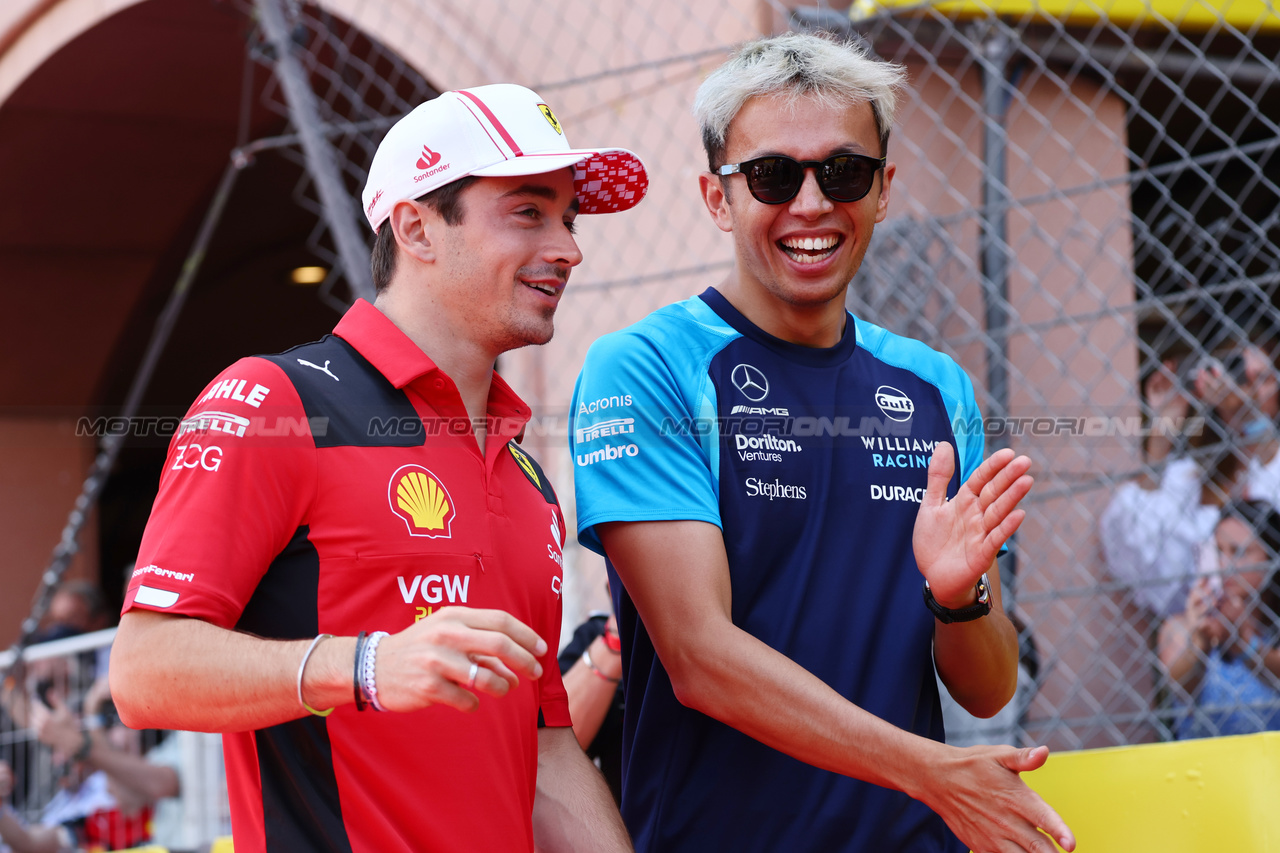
left=416, top=144, right=442, bottom=170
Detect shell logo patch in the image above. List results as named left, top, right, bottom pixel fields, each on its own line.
left=538, top=104, right=563, bottom=135
left=389, top=464, right=456, bottom=538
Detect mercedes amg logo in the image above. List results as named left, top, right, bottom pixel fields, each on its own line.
left=731, top=364, right=770, bottom=402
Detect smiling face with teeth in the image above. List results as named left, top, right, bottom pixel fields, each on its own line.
left=421, top=168, right=584, bottom=358
left=699, top=93, right=894, bottom=347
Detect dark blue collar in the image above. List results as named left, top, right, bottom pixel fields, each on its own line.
left=699, top=287, right=858, bottom=368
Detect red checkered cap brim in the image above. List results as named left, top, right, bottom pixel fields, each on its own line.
left=471, top=147, right=648, bottom=214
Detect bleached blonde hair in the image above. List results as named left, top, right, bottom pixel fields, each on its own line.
left=693, top=32, right=907, bottom=170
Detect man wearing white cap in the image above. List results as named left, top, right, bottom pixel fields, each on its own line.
left=110, top=84, right=646, bottom=853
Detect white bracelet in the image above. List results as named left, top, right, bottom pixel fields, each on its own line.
left=297, top=634, right=335, bottom=717
left=361, top=631, right=390, bottom=712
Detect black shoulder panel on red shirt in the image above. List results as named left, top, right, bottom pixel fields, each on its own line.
left=260, top=335, right=423, bottom=449
left=254, top=717, right=354, bottom=853
left=236, top=525, right=353, bottom=852
left=236, top=525, right=319, bottom=641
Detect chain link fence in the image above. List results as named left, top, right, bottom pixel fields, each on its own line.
left=200, top=0, right=1280, bottom=751
left=33, top=0, right=1280, bottom=794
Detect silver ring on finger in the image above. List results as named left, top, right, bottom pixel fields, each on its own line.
left=467, top=661, right=479, bottom=689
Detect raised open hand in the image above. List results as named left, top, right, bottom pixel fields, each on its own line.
left=913, top=443, right=1032, bottom=607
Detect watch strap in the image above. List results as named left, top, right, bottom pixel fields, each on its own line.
left=923, top=573, right=992, bottom=624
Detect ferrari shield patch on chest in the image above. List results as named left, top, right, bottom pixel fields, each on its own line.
left=508, top=442, right=559, bottom=506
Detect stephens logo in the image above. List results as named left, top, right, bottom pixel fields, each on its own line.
left=389, top=464, right=456, bottom=538
left=416, top=144, right=442, bottom=169
left=744, top=477, right=807, bottom=501
left=875, top=385, right=915, bottom=422
left=731, top=364, right=770, bottom=402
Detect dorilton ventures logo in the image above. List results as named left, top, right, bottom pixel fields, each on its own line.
left=731, top=364, right=770, bottom=402
left=389, top=464, right=456, bottom=538
left=416, top=144, right=442, bottom=169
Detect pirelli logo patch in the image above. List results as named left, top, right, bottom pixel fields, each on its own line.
left=507, top=443, right=559, bottom=506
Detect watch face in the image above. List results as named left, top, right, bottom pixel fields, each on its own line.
left=975, top=573, right=991, bottom=605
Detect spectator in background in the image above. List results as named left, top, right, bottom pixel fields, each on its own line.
left=558, top=612, right=624, bottom=802
left=31, top=678, right=156, bottom=851
left=1, top=580, right=114, bottom=816
left=1159, top=499, right=1280, bottom=739
left=1101, top=340, right=1280, bottom=617
left=0, top=760, right=75, bottom=853
left=38, top=583, right=109, bottom=641
left=31, top=675, right=229, bottom=851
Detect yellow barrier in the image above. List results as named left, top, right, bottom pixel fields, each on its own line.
left=1025, top=732, right=1280, bottom=851
left=119, top=734, right=1280, bottom=853
left=850, top=0, right=1280, bottom=33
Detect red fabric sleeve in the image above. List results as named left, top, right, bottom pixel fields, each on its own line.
left=123, top=358, right=316, bottom=629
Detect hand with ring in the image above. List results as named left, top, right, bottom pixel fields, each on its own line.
left=372, top=606, right=548, bottom=714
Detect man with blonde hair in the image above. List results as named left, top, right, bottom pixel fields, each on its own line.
left=570, top=33, right=1075, bottom=853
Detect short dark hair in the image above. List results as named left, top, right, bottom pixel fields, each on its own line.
left=370, top=176, right=480, bottom=293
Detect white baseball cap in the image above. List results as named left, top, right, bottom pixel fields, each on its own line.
left=361, top=83, right=649, bottom=232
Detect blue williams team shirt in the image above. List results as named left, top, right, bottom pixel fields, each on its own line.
left=569, top=288, right=984, bottom=853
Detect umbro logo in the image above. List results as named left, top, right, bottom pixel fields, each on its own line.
left=417, top=145, right=442, bottom=170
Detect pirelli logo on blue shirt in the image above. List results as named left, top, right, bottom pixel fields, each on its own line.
left=576, top=417, right=635, bottom=443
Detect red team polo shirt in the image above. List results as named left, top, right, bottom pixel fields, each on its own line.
left=122, top=299, right=570, bottom=853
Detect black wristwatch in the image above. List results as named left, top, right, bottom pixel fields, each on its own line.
left=922, top=573, right=992, bottom=624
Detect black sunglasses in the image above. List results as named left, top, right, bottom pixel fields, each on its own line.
left=716, top=154, right=886, bottom=205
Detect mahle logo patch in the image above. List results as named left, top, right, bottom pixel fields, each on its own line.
left=389, top=464, right=456, bottom=538
left=538, top=104, right=563, bottom=135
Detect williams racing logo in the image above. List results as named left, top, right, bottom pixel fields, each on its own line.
left=875, top=385, right=915, bottom=422
left=389, top=464, right=456, bottom=538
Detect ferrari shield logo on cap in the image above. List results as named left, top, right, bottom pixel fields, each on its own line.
left=538, top=104, right=563, bottom=135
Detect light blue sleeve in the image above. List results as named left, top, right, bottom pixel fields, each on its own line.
left=851, top=314, right=987, bottom=480
left=570, top=326, right=723, bottom=556
left=950, top=368, right=986, bottom=483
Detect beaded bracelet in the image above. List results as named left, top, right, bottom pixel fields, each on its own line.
left=361, top=631, right=390, bottom=712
